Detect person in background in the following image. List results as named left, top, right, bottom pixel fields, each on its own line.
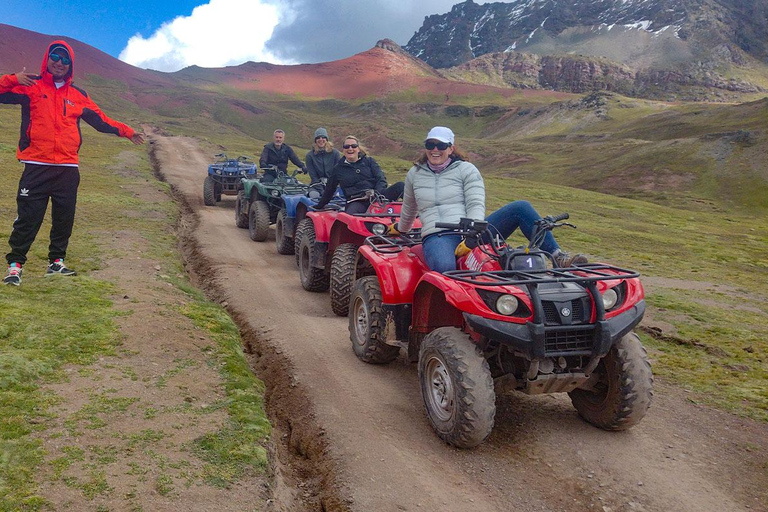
left=315, top=135, right=404, bottom=214
left=305, top=127, right=341, bottom=198
left=0, top=40, right=145, bottom=286
left=259, top=129, right=306, bottom=182
left=394, top=126, right=587, bottom=273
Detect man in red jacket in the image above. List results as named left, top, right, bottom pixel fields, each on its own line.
left=0, top=40, right=144, bottom=286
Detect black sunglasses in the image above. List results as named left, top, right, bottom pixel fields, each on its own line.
left=342, top=143, right=359, bottom=149
left=49, top=52, right=71, bottom=66
left=425, top=141, right=451, bottom=151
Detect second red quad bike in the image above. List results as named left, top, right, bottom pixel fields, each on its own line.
left=296, top=191, right=421, bottom=316
left=349, top=214, right=652, bottom=448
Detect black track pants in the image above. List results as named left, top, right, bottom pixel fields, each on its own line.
left=6, top=164, right=80, bottom=265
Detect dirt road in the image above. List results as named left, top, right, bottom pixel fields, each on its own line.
left=150, top=133, right=768, bottom=512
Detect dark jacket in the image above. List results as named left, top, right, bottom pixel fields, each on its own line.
left=316, top=155, right=387, bottom=208
left=259, top=142, right=304, bottom=174
left=305, top=148, right=341, bottom=183
left=0, top=40, right=136, bottom=165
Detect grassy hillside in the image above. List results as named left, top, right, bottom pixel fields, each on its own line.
left=8, top=74, right=764, bottom=424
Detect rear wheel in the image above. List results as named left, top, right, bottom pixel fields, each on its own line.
left=569, top=331, right=653, bottom=431
left=203, top=176, right=216, bottom=206
left=297, top=219, right=329, bottom=291
left=330, top=243, right=359, bottom=316
left=275, top=208, right=294, bottom=255
left=235, top=191, right=248, bottom=228
left=418, top=326, right=495, bottom=449
left=248, top=200, right=271, bottom=242
left=349, top=276, right=400, bottom=364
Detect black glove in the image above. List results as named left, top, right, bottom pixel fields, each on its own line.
left=302, top=166, right=308, bottom=174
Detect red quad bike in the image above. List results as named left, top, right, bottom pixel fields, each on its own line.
left=349, top=214, right=652, bottom=449
left=296, top=191, right=421, bottom=316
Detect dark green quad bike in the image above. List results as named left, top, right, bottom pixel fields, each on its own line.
left=235, top=166, right=309, bottom=248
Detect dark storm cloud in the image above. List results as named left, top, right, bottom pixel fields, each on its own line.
left=265, top=0, right=467, bottom=63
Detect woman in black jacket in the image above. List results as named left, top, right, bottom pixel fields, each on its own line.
left=315, top=135, right=403, bottom=214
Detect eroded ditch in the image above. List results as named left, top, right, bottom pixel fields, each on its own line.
left=149, top=143, right=349, bottom=512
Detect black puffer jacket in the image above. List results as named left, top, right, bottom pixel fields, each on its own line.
left=315, top=156, right=388, bottom=208
left=259, top=142, right=304, bottom=174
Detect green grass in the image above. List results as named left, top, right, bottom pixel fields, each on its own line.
left=0, top=106, right=270, bottom=509
left=2, top=67, right=768, bottom=508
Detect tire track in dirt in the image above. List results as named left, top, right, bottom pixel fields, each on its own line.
left=150, top=131, right=768, bottom=512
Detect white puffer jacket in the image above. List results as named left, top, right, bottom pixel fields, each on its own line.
left=398, top=159, right=485, bottom=237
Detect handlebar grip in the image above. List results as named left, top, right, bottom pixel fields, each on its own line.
left=552, top=213, right=569, bottom=222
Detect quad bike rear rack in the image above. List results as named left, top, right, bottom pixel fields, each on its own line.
left=364, top=233, right=423, bottom=254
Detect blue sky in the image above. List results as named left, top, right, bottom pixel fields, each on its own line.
left=1, top=0, right=476, bottom=71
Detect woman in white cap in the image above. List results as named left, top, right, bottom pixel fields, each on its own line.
left=394, top=126, right=586, bottom=273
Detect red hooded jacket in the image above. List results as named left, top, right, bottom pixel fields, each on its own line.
left=0, top=40, right=136, bottom=166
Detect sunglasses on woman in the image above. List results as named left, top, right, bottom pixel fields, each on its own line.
left=343, top=143, right=359, bottom=149
left=425, top=141, right=451, bottom=151
left=49, top=52, right=72, bottom=66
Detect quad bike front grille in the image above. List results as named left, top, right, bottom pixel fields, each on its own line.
left=542, top=299, right=589, bottom=325
left=544, top=328, right=594, bottom=356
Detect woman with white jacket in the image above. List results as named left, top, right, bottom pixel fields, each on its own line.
left=395, top=126, right=586, bottom=273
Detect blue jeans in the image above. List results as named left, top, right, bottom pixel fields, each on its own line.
left=422, top=233, right=464, bottom=273
left=422, top=200, right=559, bottom=273
left=485, top=200, right=560, bottom=254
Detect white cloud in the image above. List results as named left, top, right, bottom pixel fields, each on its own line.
left=119, top=0, right=295, bottom=72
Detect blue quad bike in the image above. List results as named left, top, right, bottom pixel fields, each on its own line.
left=203, top=154, right=257, bottom=206
left=280, top=180, right=345, bottom=258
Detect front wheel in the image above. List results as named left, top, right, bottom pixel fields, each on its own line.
left=568, top=331, right=653, bottom=431
left=275, top=208, right=294, bottom=255
left=418, top=327, right=495, bottom=449
left=203, top=176, right=216, bottom=206
left=330, top=243, right=359, bottom=316
left=235, top=191, right=248, bottom=228
left=297, top=218, right=329, bottom=292
left=293, top=218, right=307, bottom=267
left=248, top=200, right=271, bottom=242
left=349, top=276, right=400, bottom=364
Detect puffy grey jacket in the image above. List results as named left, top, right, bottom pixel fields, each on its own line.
left=398, top=159, right=485, bottom=237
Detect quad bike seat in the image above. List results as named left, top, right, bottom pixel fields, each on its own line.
left=409, top=245, right=428, bottom=267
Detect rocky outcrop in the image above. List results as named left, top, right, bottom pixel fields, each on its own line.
left=442, top=51, right=764, bottom=101
left=405, top=0, right=768, bottom=101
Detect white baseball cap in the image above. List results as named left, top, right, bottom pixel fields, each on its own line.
left=425, top=126, right=454, bottom=145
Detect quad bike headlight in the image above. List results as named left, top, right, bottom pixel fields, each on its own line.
left=371, top=223, right=387, bottom=235
left=215, top=169, right=222, bottom=175
left=495, top=294, right=519, bottom=316
left=602, top=288, right=619, bottom=310
left=271, top=190, right=279, bottom=197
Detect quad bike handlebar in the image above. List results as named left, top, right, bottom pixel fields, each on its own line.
left=436, top=214, right=576, bottom=268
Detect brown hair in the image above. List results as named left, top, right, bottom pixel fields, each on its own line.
left=414, top=145, right=469, bottom=165
left=343, top=135, right=368, bottom=158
